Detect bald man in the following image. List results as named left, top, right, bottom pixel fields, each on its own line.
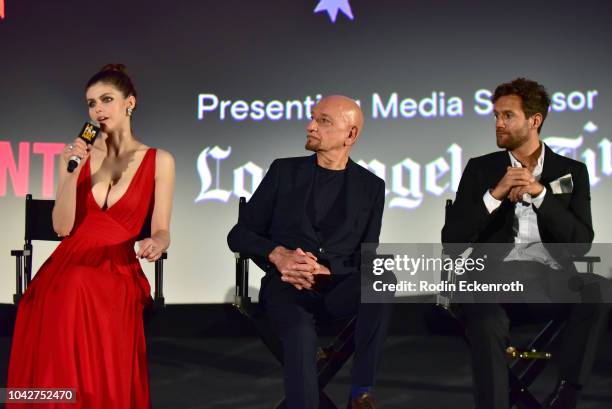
left=228, top=96, right=391, bottom=409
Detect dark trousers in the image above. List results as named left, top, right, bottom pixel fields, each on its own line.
left=261, top=273, right=392, bottom=409
left=460, top=262, right=610, bottom=409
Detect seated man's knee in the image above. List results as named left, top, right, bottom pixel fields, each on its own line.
left=268, top=304, right=316, bottom=339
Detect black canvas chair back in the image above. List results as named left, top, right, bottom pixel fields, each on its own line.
left=233, top=196, right=356, bottom=409
left=441, top=199, right=599, bottom=409
left=11, top=194, right=166, bottom=308
left=24, top=196, right=58, bottom=242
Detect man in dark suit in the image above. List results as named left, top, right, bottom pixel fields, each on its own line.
left=442, top=78, right=609, bottom=409
left=228, top=95, right=391, bottom=409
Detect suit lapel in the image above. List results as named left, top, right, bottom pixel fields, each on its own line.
left=294, top=155, right=317, bottom=240
left=539, top=144, right=564, bottom=186
left=537, top=144, right=565, bottom=240
left=485, top=151, right=511, bottom=191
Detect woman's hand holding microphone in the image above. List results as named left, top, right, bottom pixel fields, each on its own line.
left=62, top=137, right=91, bottom=173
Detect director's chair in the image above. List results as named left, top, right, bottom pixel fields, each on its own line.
left=439, top=199, right=600, bottom=409
left=10, top=194, right=167, bottom=309
left=232, top=196, right=357, bottom=409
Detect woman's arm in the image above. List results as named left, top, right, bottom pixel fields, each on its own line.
left=137, top=149, right=175, bottom=262
left=52, top=138, right=90, bottom=236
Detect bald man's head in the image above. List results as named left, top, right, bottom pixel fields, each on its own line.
left=305, top=95, right=364, bottom=155
left=322, top=95, right=364, bottom=136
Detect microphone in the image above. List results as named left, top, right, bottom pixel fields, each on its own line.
left=67, top=121, right=100, bottom=173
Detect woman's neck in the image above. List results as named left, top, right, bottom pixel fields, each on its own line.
left=101, top=129, right=139, bottom=156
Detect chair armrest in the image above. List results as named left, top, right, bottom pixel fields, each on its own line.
left=572, top=256, right=601, bottom=274
left=572, top=256, right=601, bottom=263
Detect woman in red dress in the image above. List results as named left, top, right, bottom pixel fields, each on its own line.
left=7, top=64, right=176, bottom=408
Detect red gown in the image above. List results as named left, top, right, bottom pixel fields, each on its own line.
left=7, top=148, right=157, bottom=409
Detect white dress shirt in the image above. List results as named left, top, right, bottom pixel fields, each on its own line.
left=482, top=144, right=561, bottom=269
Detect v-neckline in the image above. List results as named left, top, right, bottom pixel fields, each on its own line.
left=88, top=148, right=152, bottom=212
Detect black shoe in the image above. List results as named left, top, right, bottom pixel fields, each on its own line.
left=544, top=380, right=579, bottom=409
left=347, top=392, right=376, bottom=409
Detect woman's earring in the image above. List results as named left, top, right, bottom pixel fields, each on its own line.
left=127, top=107, right=134, bottom=117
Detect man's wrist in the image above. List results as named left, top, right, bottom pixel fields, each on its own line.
left=483, top=189, right=502, bottom=214
left=268, top=245, right=285, bottom=264
left=531, top=182, right=544, bottom=197
left=490, top=187, right=504, bottom=201
left=531, top=185, right=547, bottom=208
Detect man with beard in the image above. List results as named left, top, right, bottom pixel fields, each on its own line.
left=442, top=78, right=609, bottom=409
left=228, top=95, right=391, bottom=409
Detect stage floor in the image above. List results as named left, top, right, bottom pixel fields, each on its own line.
left=2, top=333, right=610, bottom=408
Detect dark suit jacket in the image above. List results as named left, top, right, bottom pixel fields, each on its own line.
left=227, top=154, right=385, bottom=277
left=441, top=144, right=593, bottom=267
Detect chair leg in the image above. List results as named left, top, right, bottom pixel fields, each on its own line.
left=512, top=357, right=549, bottom=397
left=242, top=306, right=284, bottom=364
left=154, top=256, right=165, bottom=309
left=24, top=243, right=33, bottom=290
left=506, top=319, right=565, bottom=408
left=319, top=391, right=340, bottom=409
left=274, top=391, right=339, bottom=409
left=509, top=371, right=543, bottom=409
left=317, top=318, right=357, bottom=388
left=11, top=250, right=24, bottom=304
left=259, top=326, right=284, bottom=364
left=511, top=319, right=564, bottom=379
left=268, top=318, right=356, bottom=409
left=237, top=307, right=355, bottom=409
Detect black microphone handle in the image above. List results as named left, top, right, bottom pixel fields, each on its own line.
left=66, top=122, right=100, bottom=173
left=67, top=156, right=81, bottom=173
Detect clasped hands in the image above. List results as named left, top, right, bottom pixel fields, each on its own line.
left=491, top=167, right=544, bottom=203
left=268, top=246, right=331, bottom=290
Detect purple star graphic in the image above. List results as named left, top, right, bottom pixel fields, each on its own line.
left=314, top=0, right=354, bottom=23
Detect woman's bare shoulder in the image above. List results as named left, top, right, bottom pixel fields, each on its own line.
left=153, top=148, right=175, bottom=174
